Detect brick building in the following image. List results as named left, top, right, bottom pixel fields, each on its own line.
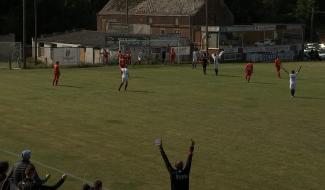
left=97, top=0, right=234, bottom=45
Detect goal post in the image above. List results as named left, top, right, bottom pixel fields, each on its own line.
left=0, top=42, right=22, bottom=69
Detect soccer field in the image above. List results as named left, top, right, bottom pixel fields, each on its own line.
left=1, top=62, right=325, bottom=190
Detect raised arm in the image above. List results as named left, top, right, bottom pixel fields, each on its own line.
left=297, top=65, right=302, bottom=74
left=40, top=174, right=67, bottom=190
left=159, top=140, right=173, bottom=173
left=282, top=67, right=289, bottom=74
left=33, top=165, right=50, bottom=185
left=184, top=139, right=195, bottom=173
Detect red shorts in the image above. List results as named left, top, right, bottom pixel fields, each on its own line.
left=246, top=71, right=252, bottom=76
left=54, top=73, right=60, bottom=80
left=276, top=67, right=281, bottom=71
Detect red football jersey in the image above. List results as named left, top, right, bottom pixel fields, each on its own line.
left=275, top=58, right=281, bottom=68
left=53, top=64, right=60, bottom=73
left=119, top=57, right=127, bottom=68
left=245, top=63, right=253, bottom=72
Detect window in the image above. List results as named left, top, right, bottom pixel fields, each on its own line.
left=148, top=17, right=153, bottom=24
left=175, top=18, right=179, bottom=25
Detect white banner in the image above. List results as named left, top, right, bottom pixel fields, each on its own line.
left=53, top=48, right=80, bottom=65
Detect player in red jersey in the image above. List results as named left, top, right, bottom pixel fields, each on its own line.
left=125, top=50, right=132, bottom=65
left=169, top=48, right=176, bottom=64
left=119, top=54, right=127, bottom=70
left=52, top=61, right=60, bottom=86
left=274, top=56, right=281, bottom=78
left=245, top=62, right=254, bottom=82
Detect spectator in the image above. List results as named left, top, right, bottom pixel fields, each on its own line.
left=82, top=183, right=91, bottom=190
left=18, top=165, right=66, bottom=190
left=161, top=50, right=166, bottom=64
left=158, top=139, right=195, bottom=190
left=93, top=180, right=102, bottom=190
left=8, top=150, right=50, bottom=187
left=82, top=179, right=102, bottom=190
left=0, top=161, right=10, bottom=190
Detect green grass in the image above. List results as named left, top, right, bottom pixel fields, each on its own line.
left=0, top=61, right=9, bottom=68
left=1, top=62, right=325, bottom=190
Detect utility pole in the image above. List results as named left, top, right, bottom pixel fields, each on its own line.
left=310, top=7, right=314, bottom=41
left=126, top=0, right=129, bottom=25
left=205, top=0, right=209, bottom=52
left=23, top=0, right=26, bottom=69
left=34, top=0, right=38, bottom=65
left=310, top=8, right=325, bottom=42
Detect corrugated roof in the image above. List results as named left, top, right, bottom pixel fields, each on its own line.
left=98, top=0, right=205, bottom=16
left=39, top=30, right=108, bottom=47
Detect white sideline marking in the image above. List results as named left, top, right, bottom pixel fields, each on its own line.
left=0, top=149, right=110, bottom=190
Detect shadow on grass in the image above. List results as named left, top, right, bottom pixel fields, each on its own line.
left=250, top=81, right=274, bottom=85
left=106, top=119, right=124, bottom=124
left=57, top=84, right=82, bottom=88
left=130, top=76, right=145, bottom=79
left=127, top=90, right=155, bottom=94
left=218, top=74, right=241, bottom=78
left=295, top=96, right=325, bottom=100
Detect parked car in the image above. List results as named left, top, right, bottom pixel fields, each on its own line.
left=319, top=50, right=325, bottom=60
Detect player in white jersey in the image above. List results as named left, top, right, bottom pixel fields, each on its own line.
left=212, top=49, right=224, bottom=76
left=192, top=49, right=198, bottom=69
left=283, top=66, right=302, bottom=97
left=118, top=68, right=129, bottom=91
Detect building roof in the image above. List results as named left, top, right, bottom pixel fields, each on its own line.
left=39, top=30, right=108, bottom=47
left=0, top=34, right=15, bottom=42
left=98, top=0, right=205, bottom=16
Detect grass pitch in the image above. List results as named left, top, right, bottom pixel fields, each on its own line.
left=1, top=62, right=325, bottom=190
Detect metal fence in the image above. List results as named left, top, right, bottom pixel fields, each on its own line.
left=36, top=39, right=192, bottom=66
left=117, top=39, right=191, bottom=64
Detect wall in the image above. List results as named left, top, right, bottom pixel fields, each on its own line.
left=85, top=48, right=94, bottom=64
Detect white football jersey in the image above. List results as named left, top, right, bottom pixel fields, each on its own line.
left=121, top=68, right=129, bottom=80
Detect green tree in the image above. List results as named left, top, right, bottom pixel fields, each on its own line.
left=295, top=0, right=316, bottom=22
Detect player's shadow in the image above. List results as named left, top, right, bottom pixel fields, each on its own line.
left=218, top=74, right=241, bottom=78
left=131, top=76, right=145, bottom=79
left=128, top=90, right=154, bottom=94
left=295, top=96, right=325, bottom=100
left=57, top=84, right=82, bottom=88
left=250, top=81, right=274, bottom=85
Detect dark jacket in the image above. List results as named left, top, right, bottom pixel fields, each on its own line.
left=160, top=146, right=194, bottom=190
left=0, top=174, right=10, bottom=190
left=8, top=161, right=44, bottom=186
left=18, top=177, right=65, bottom=190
